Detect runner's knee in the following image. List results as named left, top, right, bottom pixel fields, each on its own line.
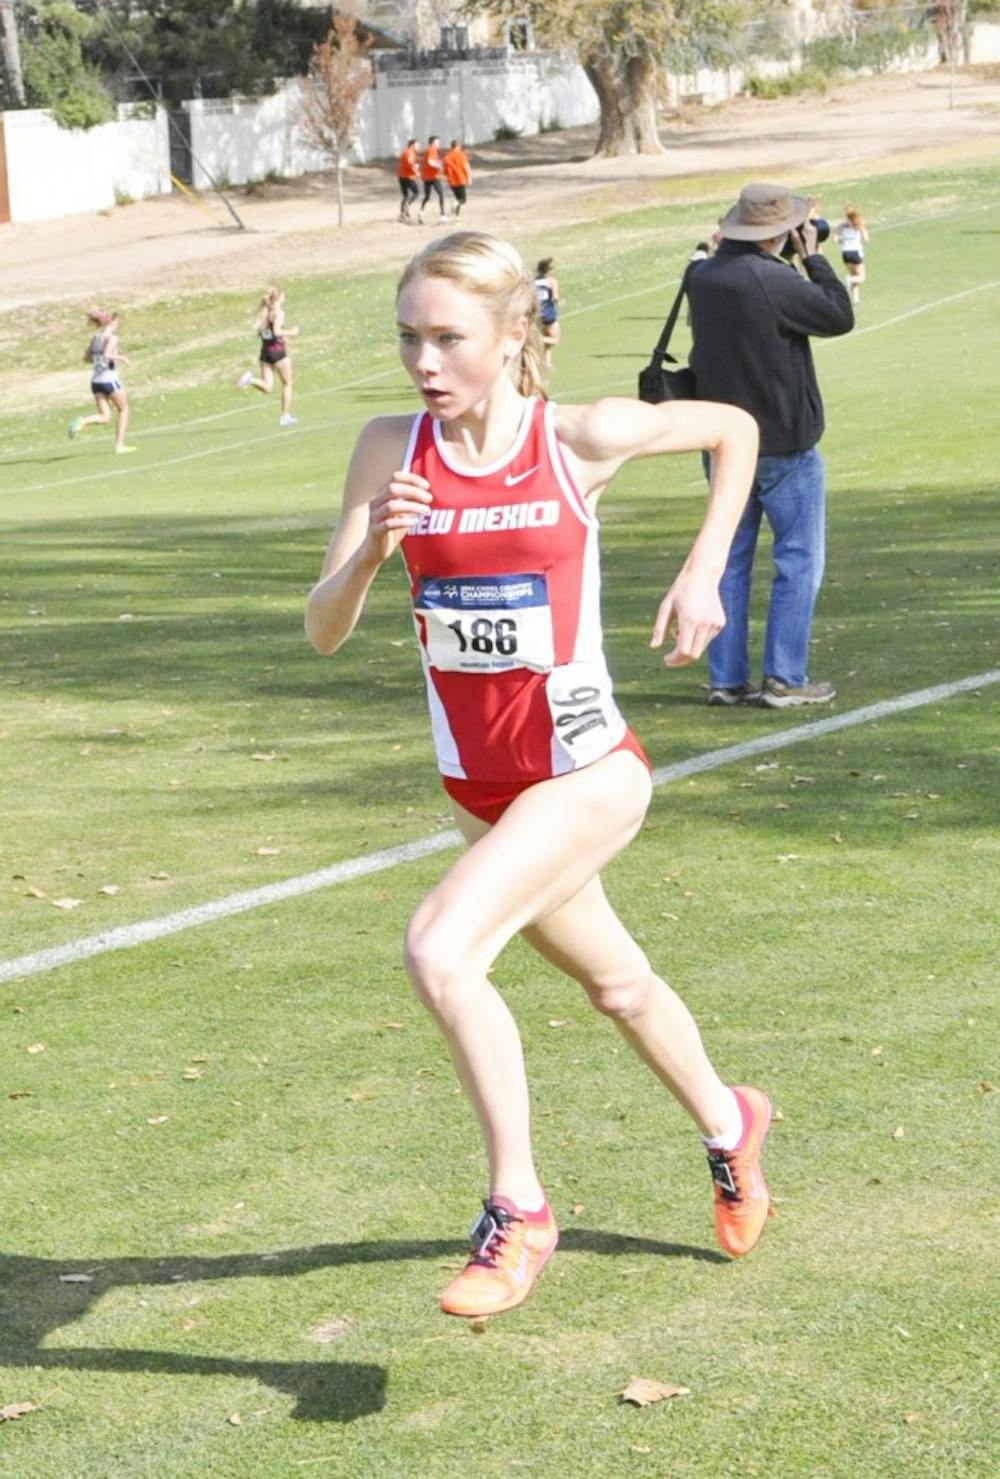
left=579, top=951, right=656, bottom=1021
left=403, top=906, right=485, bottom=1012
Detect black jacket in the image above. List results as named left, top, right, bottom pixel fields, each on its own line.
left=687, top=240, right=854, bottom=456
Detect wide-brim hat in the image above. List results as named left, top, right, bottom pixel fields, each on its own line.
left=719, top=182, right=811, bottom=241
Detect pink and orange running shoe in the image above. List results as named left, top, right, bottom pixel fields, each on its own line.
left=706, top=1085, right=773, bottom=1257
left=439, top=1195, right=559, bottom=1317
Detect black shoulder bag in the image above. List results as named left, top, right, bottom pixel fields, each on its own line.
left=637, top=265, right=697, bottom=404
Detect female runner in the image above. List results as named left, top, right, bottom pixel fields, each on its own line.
left=237, top=286, right=299, bottom=425
left=533, top=257, right=560, bottom=369
left=306, top=232, right=772, bottom=1319
left=834, top=204, right=870, bottom=305
left=68, top=308, right=134, bottom=454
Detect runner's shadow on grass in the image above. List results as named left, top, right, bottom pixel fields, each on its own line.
left=0, top=1231, right=720, bottom=1417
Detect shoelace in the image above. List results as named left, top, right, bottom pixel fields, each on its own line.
left=468, top=1201, right=522, bottom=1268
left=707, top=1148, right=742, bottom=1202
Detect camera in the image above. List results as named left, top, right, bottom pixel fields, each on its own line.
left=780, top=216, right=830, bottom=259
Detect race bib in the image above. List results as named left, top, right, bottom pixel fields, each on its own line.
left=414, top=573, right=554, bottom=673
left=546, top=658, right=625, bottom=769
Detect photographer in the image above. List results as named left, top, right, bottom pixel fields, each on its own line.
left=687, top=182, right=854, bottom=708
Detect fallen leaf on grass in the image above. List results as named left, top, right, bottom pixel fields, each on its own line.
left=251, top=752, right=277, bottom=762
left=832, top=832, right=844, bottom=844
left=0, top=1402, right=36, bottom=1422
left=619, top=1377, right=691, bottom=1407
left=468, top=1318, right=489, bottom=1334
left=52, top=897, right=82, bottom=910
left=630, top=1446, right=652, bottom=1455
left=903, top=1412, right=921, bottom=1425
left=25, top=885, right=46, bottom=899
left=345, top=1090, right=369, bottom=1104
left=27, top=1042, right=45, bottom=1054
left=9, top=1091, right=32, bottom=1100
left=978, top=1081, right=997, bottom=1095
left=149, top=871, right=171, bottom=881
left=98, top=884, right=119, bottom=896
left=182, top=1068, right=202, bottom=1081
left=255, top=846, right=281, bottom=856
left=147, top=1115, right=169, bottom=1126
left=547, top=1019, right=566, bottom=1028
left=570, top=1203, right=585, bottom=1216
left=227, top=1412, right=242, bottom=1426
left=58, top=1272, right=94, bottom=1283
left=892, top=1125, right=905, bottom=1140
left=775, top=854, right=801, bottom=863
left=308, top=1316, right=354, bottom=1345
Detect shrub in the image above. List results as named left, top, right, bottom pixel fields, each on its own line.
left=805, top=28, right=928, bottom=78
left=114, top=188, right=135, bottom=207
left=493, top=120, right=522, bottom=141
left=747, top=66, right=829, bottom=99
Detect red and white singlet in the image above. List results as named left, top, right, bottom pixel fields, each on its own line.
left=400, top=396, right=629, bottom=785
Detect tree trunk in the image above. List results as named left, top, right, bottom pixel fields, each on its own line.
left=1, top=0, right=25, bottom=107
left=335, top=151, right=344, bottom=228
left=584, top=48, right=662, bottom=157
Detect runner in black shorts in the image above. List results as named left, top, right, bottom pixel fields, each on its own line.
left=237, top=286, right=300, bottom=425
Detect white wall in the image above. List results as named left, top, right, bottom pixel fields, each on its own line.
left=186, top=51, right=599, bottom=188
left=969, top=22, right=1000, bottom=63
left=2, top=105, right=170, bottom=223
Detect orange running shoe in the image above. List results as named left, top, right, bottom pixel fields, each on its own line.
left=707, top=1086, right=772, bottom=1257
left=439, top=1196, right=559, bottom=1317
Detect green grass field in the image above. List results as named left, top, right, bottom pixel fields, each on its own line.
left=1, top=158, right=998, bottom=1476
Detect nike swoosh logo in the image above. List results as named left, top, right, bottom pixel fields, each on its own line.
left=504, top=465, right=540, bottom=486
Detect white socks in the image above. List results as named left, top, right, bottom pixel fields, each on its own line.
left=702, top=1088, right=744, bottom=1152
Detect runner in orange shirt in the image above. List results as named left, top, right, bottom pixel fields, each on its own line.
left=418, top=135, right=446, bottom=223
left=397, top=138, right=420, bottom=223
left=442, top=139, right=471, bottom=219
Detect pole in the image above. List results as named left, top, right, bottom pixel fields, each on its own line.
left=101, top=7, right=246, bottom=230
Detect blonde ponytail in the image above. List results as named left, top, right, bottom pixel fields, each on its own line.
left=516, top=321, right=547, bottom=397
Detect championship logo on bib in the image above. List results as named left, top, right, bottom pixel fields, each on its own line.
left=415, top=573, right=555, bottom=673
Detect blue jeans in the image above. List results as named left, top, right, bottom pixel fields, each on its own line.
left=707, top=447, right=826, bottom=689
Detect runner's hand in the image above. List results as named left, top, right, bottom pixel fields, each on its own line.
left=365, top=471, right=432, bottom=564
left=649, top=569, right=725, bottom=668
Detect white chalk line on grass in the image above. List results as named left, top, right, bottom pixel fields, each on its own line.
left=1, top=669, right=995, bottom=988
left=826, top=278, right=1000, bottom=343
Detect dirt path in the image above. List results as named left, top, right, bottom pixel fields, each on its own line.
left=2, top=67, right=998, bottom=312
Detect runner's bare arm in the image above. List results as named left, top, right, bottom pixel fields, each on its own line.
left=305, top=416, right=430, bottom=655
left=556, top=397, right=759, bottom=668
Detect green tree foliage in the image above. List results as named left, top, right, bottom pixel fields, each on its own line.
left=472, top=0, right=773, bottom=155
left=17, top=1, right=114, bottom=127
left=83, top=0, right=330, bottom=105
